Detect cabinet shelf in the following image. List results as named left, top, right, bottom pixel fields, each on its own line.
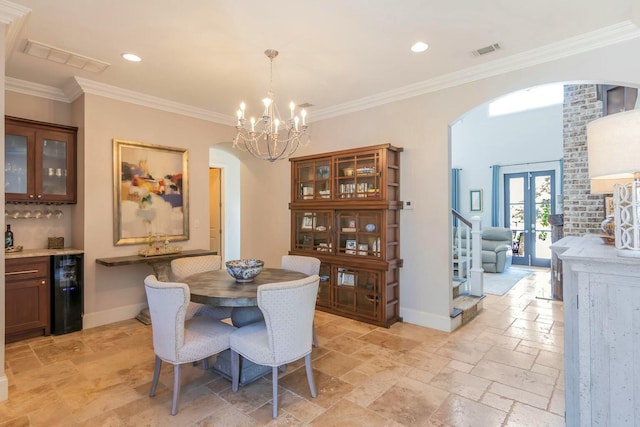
left=290, top=143, right=402, bottom=327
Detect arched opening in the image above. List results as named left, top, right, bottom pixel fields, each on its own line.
left=449, top=80, right=638, bottom=316
left=209, top=146, right=241, bottom=262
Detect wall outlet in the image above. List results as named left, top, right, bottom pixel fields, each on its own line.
left=404, top=201, right=414, bottom=210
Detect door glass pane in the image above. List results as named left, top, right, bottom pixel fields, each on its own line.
left=507, top=177, right=526, bottom=259
left=534, top=175, right=552, bottom=260
left=42, top=139, right=68, bottom=195
left=5, top=135, right=28, bottom=194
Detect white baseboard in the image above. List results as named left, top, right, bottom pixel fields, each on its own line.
left=83, top=302, right=148, bottom=329
left=400, top=306, right=455, bottom=332
left=0, top=374, right=8, bottom=402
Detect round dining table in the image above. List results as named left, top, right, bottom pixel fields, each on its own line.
left=186, top=267, right=308, bottom=308
left=182, top=267, right=309, bottom=385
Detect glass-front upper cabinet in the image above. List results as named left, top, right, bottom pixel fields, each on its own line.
left=5, top=131, right=32, bottom=196
left=334, top=150, right=381, bottom=200
left=5, top=117, right=77, bottom=203
left=293, top=158, right=332, bottom=202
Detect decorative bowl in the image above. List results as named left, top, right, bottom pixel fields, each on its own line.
left=225, top=259, right=264, bottom=282
left=365, top=223, right=376, bottom=232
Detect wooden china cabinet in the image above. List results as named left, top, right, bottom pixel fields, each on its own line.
left=289, top=144, right=403, bottom=327
left=4, top=116, right=78, bottom=204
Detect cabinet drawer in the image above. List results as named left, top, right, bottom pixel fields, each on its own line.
left=5, top=257, right=49, bottom=280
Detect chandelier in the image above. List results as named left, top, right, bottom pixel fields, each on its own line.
left=233, top=49, right=310, bottom=162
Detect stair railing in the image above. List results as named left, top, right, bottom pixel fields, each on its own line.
left=452, top=210, right=484, bottom=296
left=452, top=209, right=472, bottom=292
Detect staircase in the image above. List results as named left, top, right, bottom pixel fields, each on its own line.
left=451, top=210, right=485, bottom=329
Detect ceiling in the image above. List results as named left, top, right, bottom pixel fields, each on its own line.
left=4, top=1, right=640, bottom=124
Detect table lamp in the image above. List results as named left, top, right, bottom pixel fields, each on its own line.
left=587, top=108, right=640, bottom=257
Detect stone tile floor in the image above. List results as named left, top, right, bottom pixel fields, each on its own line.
left=1, top=268, right=564, bottom=426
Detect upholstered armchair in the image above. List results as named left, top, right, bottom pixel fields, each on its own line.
left=230, top=275, right=320, bottom=419
left=454, top=226, right=513, bottom=273
left=281, top=255, right=321, bottom=347
left=170, top=255, right=232, bottom=320
left=144, top=275, right=236, bottom=415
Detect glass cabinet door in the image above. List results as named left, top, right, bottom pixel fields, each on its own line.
left=294, top=158, right=331, bottom=201
left=316, top=263, right=332, bottom=308
left=40, top=137, right=69, bottom=196
left=336, top=211, right=382, bottom=258
left=4, top=134, right=31, bottom=195
left=334, top=267, right=380, bottom=320
left=293, top=210, right=333, bottom=253
left=334, top=150, right=381, bottom=199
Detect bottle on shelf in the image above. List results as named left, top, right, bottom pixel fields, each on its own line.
left=5, top=224, right=14, bottom=248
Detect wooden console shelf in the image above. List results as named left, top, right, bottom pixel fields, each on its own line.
left=289, top=144, right=403, bottom=327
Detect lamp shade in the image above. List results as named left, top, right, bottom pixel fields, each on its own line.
left=587, top=109, right=640, bottom=194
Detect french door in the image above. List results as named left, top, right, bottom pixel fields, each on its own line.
left=504, top=171, right=555, bottom=267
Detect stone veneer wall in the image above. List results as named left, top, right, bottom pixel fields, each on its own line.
left=562, top=84, right=605, bottom=236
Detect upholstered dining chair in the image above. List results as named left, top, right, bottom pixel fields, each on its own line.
left=144, top=274, right=235, bottom=415
left=171, top=255, right=232, bottom=320
left=281, top=255, right=321, bottom=347
left=230, top=275, right=320, bottom=419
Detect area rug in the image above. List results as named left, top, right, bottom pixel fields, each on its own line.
left=483, top=266, right=533, bottom=295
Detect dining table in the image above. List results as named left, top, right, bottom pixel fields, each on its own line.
left=184, top=267, right=308, bottom=385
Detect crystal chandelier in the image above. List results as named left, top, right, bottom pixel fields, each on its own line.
left=233, top=49, right=310, bottom=162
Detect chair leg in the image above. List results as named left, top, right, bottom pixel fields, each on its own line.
left=231, top=350, right=240, bottom=392
left=170, top=364, right=181, bottom=416
left=312, top=323, right=319, bottom=348
left=203, top=357, right=210, bottom=370
left=271, top=366, right=279, bottom=419
left=305, top=353, right=317, bottom=398
left=149, top=355, right=162, bottom=397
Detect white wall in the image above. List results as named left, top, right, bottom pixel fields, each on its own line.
left=80, top=94, right=236, bottom=327
left=451, top=100, right=564, bottom=225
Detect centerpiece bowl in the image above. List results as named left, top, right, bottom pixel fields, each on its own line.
left=225, top=259, right=264, bottom=282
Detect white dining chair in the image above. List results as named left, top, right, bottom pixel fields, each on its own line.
left=171, top=255, right=232, bottom=320
left=144, top=274, right=236, bottom=416
left=281, top=255, right=321, bottom=347
left=230, top=274, right=320, bottom=419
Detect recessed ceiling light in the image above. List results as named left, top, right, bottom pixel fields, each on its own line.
left=121, top=53, right=141, bottom=62
left=411, top=42, right=429, bottom=53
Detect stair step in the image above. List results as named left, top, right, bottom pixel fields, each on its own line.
left=451, top=294, right=485, bottom=325
left=451, top=307, right=463, bottom=318
left=452, top=278, right=467, bottom=299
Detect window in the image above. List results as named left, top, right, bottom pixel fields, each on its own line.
left=489, top=84, right=564, bottom=116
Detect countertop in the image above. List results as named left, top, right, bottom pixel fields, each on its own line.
left=5, top=248, right=84, bottom=259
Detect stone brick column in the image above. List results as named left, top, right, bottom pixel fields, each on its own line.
left=562, top=84, right=605, bottom=236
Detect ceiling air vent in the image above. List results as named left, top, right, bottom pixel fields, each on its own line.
left=23, top=39, right=110, bottom=73
left=472, top=42, right=502, bottom=57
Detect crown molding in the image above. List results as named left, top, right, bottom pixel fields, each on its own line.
left=5, top=76, right=69, bottom=102
left=0, top=0, right=30, bottom=25
left=1, top=0, right=30, bottom=60
left=311, top=21, right=640, bottom=122
left=5, top=75, right=236, bottom=126
left=69, top=77, right=236, bottom=125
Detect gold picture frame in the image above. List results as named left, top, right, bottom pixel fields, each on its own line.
left=113, top=139, right=189, bottom=245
